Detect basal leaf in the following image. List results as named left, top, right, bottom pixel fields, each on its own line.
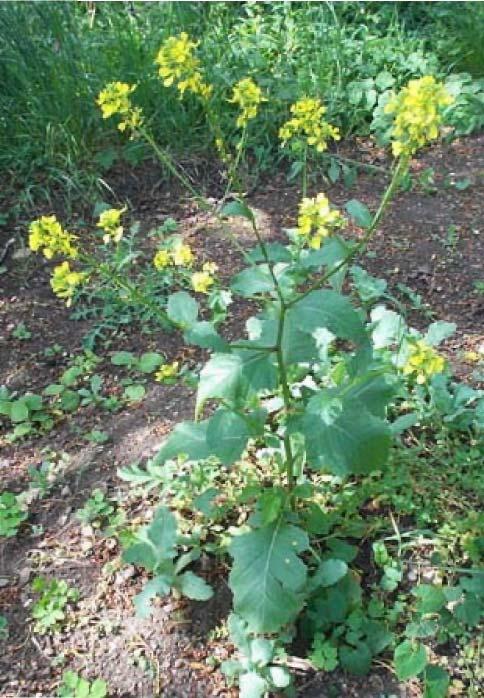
left=178, top=571, right=213, bottom=601
left=123, top=506, right=177, bottom=570
left=138, top=352, right=164, bottom=373
left=229, top=520, right=309, bottom=633
left=133, top=574, right=172, bottom=618
left=394, top=640, right=427, bottom=680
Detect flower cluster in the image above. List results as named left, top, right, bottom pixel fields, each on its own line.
left=50, top=262, right=86, bottom=307
left=153, top=241, right=194, bottom=270
left=402, top=340, right=446, bottom=384
left=97, top=207, right=126, bottom=244
left=155, top=361, right=179, bottom=383
left=191, top=261, right=218, bottom=294
left=279, top=97, right=340, bottom=153
left=297, top=194, right=345, bottom=249
left=29, top=215, right=78, bottom=260
left=229, top=77, right=266, bottom=128
left=384, top=76, right=454, bottom=157
left=154, top=33, right=212, bottom=99
left=96, top=82, right=143, bottom=134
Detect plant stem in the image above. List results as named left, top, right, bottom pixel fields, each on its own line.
left=302, top=144, right=308, bottom=198
left=287, top=156, right=409, bottom=308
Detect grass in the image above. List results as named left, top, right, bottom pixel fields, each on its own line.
left=1, top=1, right=483, bottom=215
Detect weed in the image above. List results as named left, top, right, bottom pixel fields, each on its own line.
left=57, top=671, right=107, bottom=698
left=31, top=577, right=80, bottom=634
left=0, top=491, right=28, bottom=537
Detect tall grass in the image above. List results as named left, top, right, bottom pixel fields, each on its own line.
left=0, top=1, right=482, bottom=212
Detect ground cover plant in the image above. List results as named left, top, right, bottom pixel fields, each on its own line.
left=1, top=5, right=483, bottom=698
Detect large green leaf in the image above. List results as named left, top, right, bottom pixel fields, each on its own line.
left=207, top=409, right=253, bottom=466
left=296, top=396, right=391, bottom=476
left=292, top=290, right=367, bottom=345
left=157, top=420, right=211, bottom=463
left=342, top=372, right=395, bottom=418
left=231, top=263, right=294, bottom=299
left=196, top=353, right=244, bottom=416
left=250, top=312, right=319, bottom=365
left=233, top=348, right=278, bottom=393
left=394, top=640, right=427, bottom=680
left=133, top=574, right=172, bottom=618
left=229, top=520, right=309, bottom=633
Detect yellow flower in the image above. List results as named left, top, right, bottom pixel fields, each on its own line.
left=155, top=361, right=179, bottom=382
left=191, top=270, right=214, bottom=293
left=296, top=194, right=345, bottom=248
left=153, top=249, right=171, bottom=269
left=202, top=261, right=218, bottom=274
left=279, top=97, right=340, bottom=153
left=96, top=82, right=143, bottom=134
left=402, top=340, right=446, bottom=384
left=50, top=262, right=86, bottom=307
left=154, top=33, right=212, bottom=99
left=172, top=242, right=194, bottom=267
left=97, top=207, right=126, bottom=244
left=29, top=215, right=78, bottom=260
left=229, top=77, right=266, bottom=128
left=384, top=76, right=454, bottom=157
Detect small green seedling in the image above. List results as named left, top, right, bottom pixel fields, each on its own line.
left=57, top=671, right=107, bottom=698
left=0, top=491, right=28, bottom=537
left=31, top=577, right=79, bottom=634
left=12, top=322, right=32, bottom=340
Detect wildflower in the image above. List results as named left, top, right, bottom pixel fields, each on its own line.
left=154, top=33, right=212, bottom=99
left=384, top=76, right=454, bottom=157
left=297, top=194, right=345, bottom=248
left=402, top=340, right=446, bottom=384
left=153, top=249, right=171, bottom=270
left=279, top=97, right=340, bottom=153
left=155, top=361, right=179, bottom=382
left=191, top=270, right=214, bottom=293
left=50, top=262, right=85, bottom=307
left=96, top=82, right=143, bottom=134
left=202, top=261, right=218, bottom=274
left=172, top=242, right=194, bottom=267
left=97, top=207, right=126, bottom=244
left=29, top=215, right=78, bottom=260
left=229, top=77, right=266, bottom=128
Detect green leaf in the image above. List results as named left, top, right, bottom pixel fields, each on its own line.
left=231, top=265, right=276, bottom=297
left=23, top=394, right=43, bottom=411
left=123, top=384, right=146, bottom=402
left=123, top=506, right=177, bottom=571
left=43, top=383, right=64, bottom=396
left=267, top=665, right=291, bottom=688
left=292, top=290, right=368, bottom=345
left=296, top=397, right=391, bottom=476
left=167, top=291, right=199, bottom=328
left=89, top=679, right=108, bottom=698
left=229, top=520, right=309, bottom=633
left=157, top=420, right=212, bottom=463
left=138, top=352, right=164, bottom=373
left=351, top=266, right=387, bottom=303
left=60, top=366, right=83, bottom=387
left=247, top=243, right=291, bottom=264
left=133, top=575, right=172, bottom=618
left=249, top=637, right=274, bottom=666
left=424, top=665, right=450, bottom=698
left=111, top=351, right=136, bottom=367
left=221, top=199, right=255, bottom=224
left=370, top=306, right=406, bottom=348
left=196, top=353, right=244, bottom=416
left=345, top=199, right=372, bottom=228
left=184, top=321, right=229, bottom=352
left=59, top=389, right=80, bottom=412
left=178, top=571, right=213, bottom=600
left=339, top=642, right=372, bottom=675
left=239, top=672, right=267, bottom=698
left=394, top=640, right=427, bottom=680
left=425, top=321, right=456, bottom=347
left=311, top=559, right=348, bottom=588
left=453, top=594, right=481, bottom=626
left=414, top=585, right=446, bottom=613
left=206, top=409, right=253, bottom=466
left=10, top=400, right=29, bottom=423
left=234, top=348, right=278, bottom=394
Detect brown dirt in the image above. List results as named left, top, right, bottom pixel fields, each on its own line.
left=0, top=133, right=483, bottom=697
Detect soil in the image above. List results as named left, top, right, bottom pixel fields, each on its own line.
left=0, top=133, right=483, bottom=697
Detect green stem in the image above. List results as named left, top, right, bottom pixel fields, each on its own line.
left=287, top=156, right=409, bottom=309
left=302, top=144, right=308, bottom=198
